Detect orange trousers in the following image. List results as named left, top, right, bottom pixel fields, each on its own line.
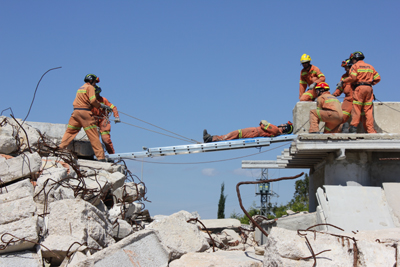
left=212, top=126, right=275, bottom=141
left=309, top=109, right=343, bottom=133
left=59, top=109, right=105, bottom=160
left=351, top=85, right=376, bottom=133
left=97, top=118, right=115, bottom=154
left=300, top=89, right=317, bottom=101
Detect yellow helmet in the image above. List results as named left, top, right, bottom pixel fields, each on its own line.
left=300, top=54, right=311, bottom=63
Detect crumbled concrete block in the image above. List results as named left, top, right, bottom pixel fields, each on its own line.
left=60, top=251, right=87, bottom=267
left=108, top=172, right=126, bottom=192
left=169, top=251, right=264, bottom=267
left=41, top=199, right=115, bottom=262
left=0, top=249, right=42, bottom=267
left=0, top=136, right=17, bottom=154
left=221, top=229, right=241, bottom=243
left=34, top=167, right=70, bottom=204
left=68, top=173, right=112, bottom=206
left=77, top=159, right=125, bottom=174
left=147, top=210, right=210, bottom=260
left=0, top=152, right=41, bottom=183
left=112, top=219, right=133, bottom=240
left=108, top=202, right=142, bottom=222
left=73, top=229, right=169, bottom=267
left=0, top=192, right=37, bottom=224
left=113, top=182, right=145, bottom=203
left=0, top=178, right=34, bottom=196
left=199, top=218, right=241, bottom=232
left=0, top=216, right=38, bottom=254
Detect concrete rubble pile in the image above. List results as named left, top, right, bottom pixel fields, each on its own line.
left=1, top=115, right=399, bottom=266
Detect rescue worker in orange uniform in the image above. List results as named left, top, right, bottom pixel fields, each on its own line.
left=299, top=54, right=326, bottom=101
left=203, top=121, right=293, bottom=143
left=332, top=59, right=354, bottom=133
left=59, top=74, right=112, bottom=161
left=309, top=82, right=343, bottom=133
left=92, top=85, right=120, bottom=154
left=339, top=51, right=381, bottom=133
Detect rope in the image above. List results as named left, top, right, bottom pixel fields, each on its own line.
left=118, top=111, right=200, bottom=144
left=374, top=98, right=400, bottom=114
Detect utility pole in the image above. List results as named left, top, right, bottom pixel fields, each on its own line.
left=256, top=168, right=270, bottom=216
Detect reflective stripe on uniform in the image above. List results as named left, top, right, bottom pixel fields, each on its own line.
left=77, top=89, right=87, bottom=93
left=318, top=74, right=325, bottom=77
left=364, top=102, right=373, bottom=106
left=353, top=100, right=363, bottom=106
left=238, top=129, right=242, bottom=138
left=301, top=72, right=308, bottom=76
left=316, top=109, right=322, bottom=120
left=100, top=131, right=110, bottom=135
left=84, top=125, right=98, bottom=131
left=325, top=99, right=340, bottom=103
left=325, top=126, right=332, bottom=132
left=374, top=73, right=380, bottom=79
left=350, top=72, right=357, bottom=76
left=304, top=92, right=314, bottom=99
left=310, top=70, right=317, bottom=74
left=89, top=96, right=96, bottom=101
left=300, top=80, right=307, bottom=84
left=357, top=69, right=373, bottom=74
left=343, top=111, right=351, bottom=116
left=263, top=123, right=271, bottom=131
left=67, top=125, right=81, bottom=130
left=110, top=104, right=115, bottom=109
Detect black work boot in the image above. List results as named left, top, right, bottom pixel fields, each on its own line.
left=349, top=126, right=357, bottom=133
left=342, top=122, right=349, bottom=133
left=203, top=129, right=213, bottom=143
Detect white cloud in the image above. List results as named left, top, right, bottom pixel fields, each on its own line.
left=202, top=168, right=218, bottom=176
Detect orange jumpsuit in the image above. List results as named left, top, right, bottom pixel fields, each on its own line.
left=342, top=60, right=381, bottom=133
left=309, top=92, right=343, bottom=133
left=59, top=83, right=105, bottom=160
left=212, top=122, right=282, bottom=141
left=332, top=73, right=353, bottom=123
left=92, top=96, right=119, bottom=154
left=299, top=65, right=326, bottom=101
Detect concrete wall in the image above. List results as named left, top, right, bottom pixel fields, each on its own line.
left=293, top=101, right=400, bottom=134
left=309, top=151, right=400, bottom=211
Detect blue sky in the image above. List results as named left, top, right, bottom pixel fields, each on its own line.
left=1, top=1, right=399, bottom=219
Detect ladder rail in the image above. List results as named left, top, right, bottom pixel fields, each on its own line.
left=107, top=135, right=297, bottom=160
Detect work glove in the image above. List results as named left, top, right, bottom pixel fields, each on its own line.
left=100, top=103, right=112, bottom=112
left=260, top=120, right=269, bottom=127
left=336, top=81, right=343, bottom=89
left=309, top=82, right=317, bottom=89
left=114, top=117, right=121, bottom=123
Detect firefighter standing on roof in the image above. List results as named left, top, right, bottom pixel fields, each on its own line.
left=92, top=85, right=120, bottom=154
left=309, top=82, right=343, bottom=133
left=340, top=51, right=381, bottom=133
left=299, top=54, right=326, bottom=101
left=59, top=74, right=112, bottom=161
left=332, top=59, right=355, bottom=133
left=203, top=121, right=293, bottom=143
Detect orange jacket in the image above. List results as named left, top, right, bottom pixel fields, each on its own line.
left=258, top=122, right=282, bottom=137
left=333, top=73, right=353, bottom=102
left=342, top=60, right=381, bottom=86
left=92, top=95, right=119, bottom=118
left=73, top=83, right=101, bottom=109
left=299, top=65, right=325, bottom=99
left=317, top=92, right=342, bottom=113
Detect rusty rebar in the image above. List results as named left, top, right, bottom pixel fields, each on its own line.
left=187, top=218, right=216, bottom=252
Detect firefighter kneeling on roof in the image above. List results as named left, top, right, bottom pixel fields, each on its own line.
left=203, top=121, right=293, bottom=143
left=309, top=82, right=343, bottom=134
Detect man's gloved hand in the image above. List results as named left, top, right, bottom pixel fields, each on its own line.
left=336, top=81, right=343, bottom=89
left=114, top=117, right=121, bottom=123
left=100, top=103, right=112, bottom=112
left=260, top=120, right=269, bottom=127
left=309, top=82, right=317, bottom=89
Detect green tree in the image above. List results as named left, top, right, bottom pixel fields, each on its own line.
left=217, top=182, right=227, bottom=219
left=230, top=202, right=260, bottom=224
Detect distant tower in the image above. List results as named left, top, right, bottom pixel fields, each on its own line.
left=256, top=169, right=270, bottom=216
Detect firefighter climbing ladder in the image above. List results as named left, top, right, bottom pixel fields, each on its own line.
left=106, top=134, right=297, bottom=160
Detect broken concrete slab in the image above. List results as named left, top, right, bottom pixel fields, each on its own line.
left=147, top=210, right=210, bottom=260
left=108, top=202, right=142, bottom=222
left=77, top=159, right=125, bottom=174
left=111, top=219, right=133, bottom=240
left=0, top=249, right=42, bottom=267
left=34, top=167, right=70, bottom=204
left=382, top=182, right=400, bottom=227
left=73, top=229, right=169, bottom=267
left=264, top=227, right=396, bottom=267
left=169, top=251, right=263, bottom=267
left=199, top=218, right=241, bottom=232
left=0, top=216, right=38, bottom=254
left=41, top=199, right=115, bottom=262
left=316, top=185, right=395, bottom=233
left=0, top=178, right=34, bottom=196
left=0, top=152, right=41, bottom=184
left=113, top=182, right=145, bottom=203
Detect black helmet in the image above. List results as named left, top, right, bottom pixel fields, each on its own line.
left=281, top=121, right=293, bottom=134
left=350, top=51, right=365, bottom=61
left=95, top=85, right=102, bottom=94
left=84, top=74, right=100, bottom=83
left=341, top=59, right=353, bottom=68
